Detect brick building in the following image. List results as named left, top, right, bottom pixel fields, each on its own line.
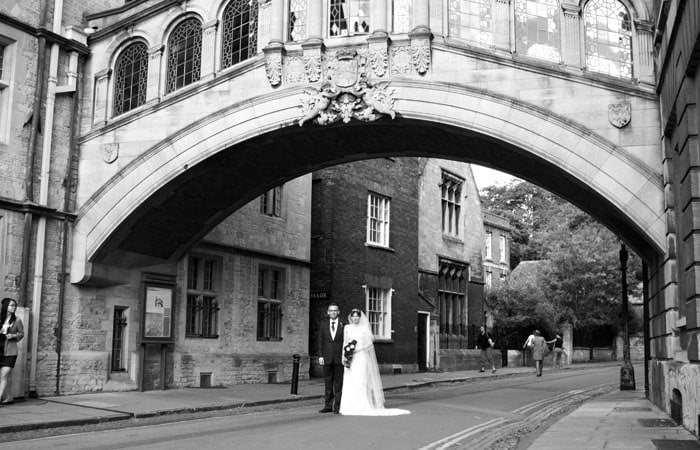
left=309, top=158, right=486, bottom=375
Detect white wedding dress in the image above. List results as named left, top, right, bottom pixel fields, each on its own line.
left=339, top=313, right=410, bottom=416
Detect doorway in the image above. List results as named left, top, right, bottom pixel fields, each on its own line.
left=417, top=312, right=430, bottom=371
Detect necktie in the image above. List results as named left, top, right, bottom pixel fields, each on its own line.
left=331, top=321, right=335, bottom=332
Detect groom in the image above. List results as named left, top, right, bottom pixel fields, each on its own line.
left=318, top=303, right=344, bottom=414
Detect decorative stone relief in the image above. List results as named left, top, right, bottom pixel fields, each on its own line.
left=304, top=55, right=322, bottom=82
left=368, top=49, right=388, bottom=77
left=101, top=143, right=119, bottom=164
left=299, top=48, right=395, bottom=126
left=285, top=56, right=307, bottom=84
left=608, top=103, right=631, bottom=128
left=390, top=46, right=413, bottom=76
left=264, top=52, right=282, bottom=86
left=411, top=42, right=431, bottom=74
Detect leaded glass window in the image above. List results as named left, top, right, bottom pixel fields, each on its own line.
left=584, top=0, right=632, bottom=79
left=221, top=0, right=259, bottom=69
left=441, top=171, right=463, bottom=237
left=329, top=0, right=370, bottom=37
left=393, top=0, right=412, bottom=33
left=166, top=18, right=202, bottom=94
left=113, top=42, right=148, bottom=116
left=448, top=0, right=493, bottom=46
left=289, top=0, right=308, bottom=41
left=515, top=0, right=561, bottom=63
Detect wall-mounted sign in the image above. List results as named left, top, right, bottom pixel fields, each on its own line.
left=141, top=284, right=174, bottom=342
left=310, top=291, right=329, bottom=300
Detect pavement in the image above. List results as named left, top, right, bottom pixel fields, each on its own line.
left=0, top=362, right=697, bottom=449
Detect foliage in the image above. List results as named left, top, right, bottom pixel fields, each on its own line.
left=482, top=181, right=643, bottom=346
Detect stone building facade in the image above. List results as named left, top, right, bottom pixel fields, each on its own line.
left=482, top=211, right=511, bottom=289
left=309, top=158, right=485, bottom=375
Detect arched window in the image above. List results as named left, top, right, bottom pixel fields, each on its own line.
left=329, top=0, right=370, bottom=37
left=221, top=0, right=259, bottom=69
left=166, top=18, right=202, bottom=94
left=584, top=0, right=632, bottom=78
left=515, top=0, right=561, bottom=63
left=113, top=42, right=148, bottom=116
left=448, top=0, right=493, bottom=45
left=289, top=0, right=308, bottom=41
left=393, top=0, right=412, bottom=33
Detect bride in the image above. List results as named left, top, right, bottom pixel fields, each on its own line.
left=339, top=309, right=410, bottom=416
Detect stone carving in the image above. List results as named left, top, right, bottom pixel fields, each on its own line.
left=264, top=52, right=282, bottom=86
left=608, top=102, right=631, bottom=128
left=101, top=143, right=119, bottom=164
left=368, top=49, right=388, bottom=77
left=391, top=46, right=413, bottom=76
left=285, top=56, right=306, bottom=84
left=299, top=49, right=395, bottom=126
left=304, top=55, right=322, bottom=82
left=411, top=42, right=431, bottom=74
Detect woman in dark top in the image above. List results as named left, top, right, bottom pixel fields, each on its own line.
left=551, top=333, right=564, bottom=369
left=0, top=298, right=24, bottom=404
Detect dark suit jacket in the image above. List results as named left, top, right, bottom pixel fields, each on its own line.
left=318, top=319, right=344, bottom=365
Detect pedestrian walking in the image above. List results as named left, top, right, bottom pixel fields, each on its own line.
left=522, top=330, right=535, bottom=366
left=531, top=330, right=547, bottom=377
left=550, top=333, right=564, bottom=369
left=476, top=326, right=496, bottom=373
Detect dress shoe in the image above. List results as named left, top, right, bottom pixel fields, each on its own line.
left=333, top=410, right=339, bottom=414
left=318, top=407, right=333, bottom=413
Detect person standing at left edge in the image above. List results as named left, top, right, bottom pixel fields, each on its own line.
left=318, top=303, right=344, bottom=414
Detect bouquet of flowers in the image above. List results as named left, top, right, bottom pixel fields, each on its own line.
left=343, top=340, right=357, bottom=368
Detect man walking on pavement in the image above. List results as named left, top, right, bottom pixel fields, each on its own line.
left=318, top=303, right=344, bottom=414
left=477, top=326, right=496, bottom=373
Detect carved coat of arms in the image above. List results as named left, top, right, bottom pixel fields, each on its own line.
left=608, top=103, right=631, bottom=128
left=101, top=143, right=119, bottom=164
left=298, top=48, right=396, bottom=126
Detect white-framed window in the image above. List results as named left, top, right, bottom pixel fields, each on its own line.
left=499, top=235, right=507, bottom=263
left=448, top=0, right=493, bottom=46
left=186, top=255, right=220, bottom=338
left=485, top=270, right=492, bottom=288
left=0, top=39, right=14, bottom=144
left=441, top=171, right=464, bottom=237
left=329, top=0, right=370, bottom=36
left=366, top=286, right=391, bottom=339
left=485, top=231, right=492, bottom=260
left=257, top=265, right=284, bottom=341
left=393, top=0, right=412, bottom=33
left=584, top=0, right=632, bottom=79
left=289, top=0, right=309, bottom=41
left=367, top=192, right=390, bottom=247
left=260, top=185, right=282, bottom=217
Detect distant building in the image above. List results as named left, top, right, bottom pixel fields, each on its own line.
left=309, top=158, right=485, bottom=375
left=483, top=212, right=512, bottom=289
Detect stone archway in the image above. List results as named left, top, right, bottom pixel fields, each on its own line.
left=71, top=81, right=664, bottom=284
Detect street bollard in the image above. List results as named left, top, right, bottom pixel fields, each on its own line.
left=291, top=354, right=301, bottom=395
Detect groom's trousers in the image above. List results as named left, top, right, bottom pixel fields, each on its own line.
left=323, top=363, right=344, bottom=411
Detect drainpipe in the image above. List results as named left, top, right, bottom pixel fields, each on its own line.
left=19, top=3, right=49, bottom=310
left=29, top=0, right=63, bottom=397
left=54, top=47, right=81, bottom=395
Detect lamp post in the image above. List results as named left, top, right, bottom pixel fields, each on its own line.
left=619, top=243, right=636, bottom=390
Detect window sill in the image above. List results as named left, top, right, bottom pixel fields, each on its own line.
left=185, top=334, right=219, bottom=339
left=364, top=243, right=395, bottom=252
left=442, top=234, right=464, bottom=244
left=257, top=338, right=283, bottom=342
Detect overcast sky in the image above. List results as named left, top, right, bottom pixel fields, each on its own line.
left=471, top=164, right=520, bottom=190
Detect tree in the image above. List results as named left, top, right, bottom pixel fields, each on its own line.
left=483, top=181, right=643, bottom=345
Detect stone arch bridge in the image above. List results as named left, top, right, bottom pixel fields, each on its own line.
left=42, top=0, right=697, bottom=435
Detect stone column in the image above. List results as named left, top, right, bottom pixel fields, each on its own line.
left=146, top=45, right=163, bottom=103
left=302, top=0, right=324, bottom=83
left=371, top=0, right=388, bottom=35
left=306, top=0, right=323, bottom=41
left=92, top=69, right=110, bottom=125
left=494, top=0, right=511, bottom=52
left=264, top=0, right=285, bottom=86
left=200, top=20, right=218, bottom=80
left=561, top=2, right=582, bottom=70
left=562, top=323, right=572, bottom=367
left=633, top=20, right=655, bottom=85
left=409, top=0, right=431, bottom=75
